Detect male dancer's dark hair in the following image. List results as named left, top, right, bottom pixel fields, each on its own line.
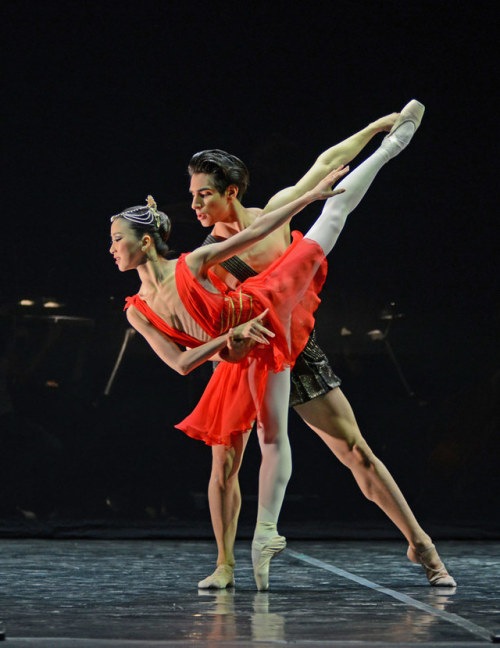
left=188, top=149, right=250, bottom=199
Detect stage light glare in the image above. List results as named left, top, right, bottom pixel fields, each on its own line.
left=367, top=329, right=385, bottom=341
left=43, top=300, right=62, bottom=309
left=19, top=299, right=35, bottom=306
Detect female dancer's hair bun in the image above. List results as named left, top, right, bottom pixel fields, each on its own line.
left=111, top=196, right=172, bottom=254
left=111, top=196, right=171, bottom=241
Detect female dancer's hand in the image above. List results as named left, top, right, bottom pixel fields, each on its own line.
left=308, top=165, right=350, bottom=201
left=219, top=310, right=274, bottom=363
left=229, top=309, right=275, bottom=347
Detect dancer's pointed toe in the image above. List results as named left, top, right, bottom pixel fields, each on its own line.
left=388, top=99, right=425, bottom=137
left=380, top=99, right=425, bottom=159
left=198, top=564, right=235, bottom=589
left=252, top=535, right=286, bottom=591
left=407, top=544, right=457, bottom=587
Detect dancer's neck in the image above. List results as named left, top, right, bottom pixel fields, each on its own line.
left=212, top=201, right=258, bottom=238
left=137, top=255, right=171, bottom=292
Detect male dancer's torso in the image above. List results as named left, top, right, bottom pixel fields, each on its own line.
left=209, top=209, right=291, bottom=288
left=203, top=201, right=341, bottom=410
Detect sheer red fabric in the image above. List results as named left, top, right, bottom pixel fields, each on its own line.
left=125, top=233, right=327, bottom=446
left=124, top=295, right=203, bottom=349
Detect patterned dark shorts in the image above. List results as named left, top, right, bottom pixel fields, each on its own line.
left=289, top=329, right=341, bottom=408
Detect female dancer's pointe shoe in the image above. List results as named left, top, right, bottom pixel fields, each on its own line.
left=198, top=564, right=235, bottom=589
left=381, top=99, right=425, bottom=159
left=407, top=544, right=457, bottom=587
left=252, top=535, right=287, bottom=591
left=387, top=99, right=425, bottom=137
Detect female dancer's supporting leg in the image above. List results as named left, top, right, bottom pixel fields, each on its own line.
left=251, top=368, right=292, bottom=590
left=199, top=368, right=292, bottom=592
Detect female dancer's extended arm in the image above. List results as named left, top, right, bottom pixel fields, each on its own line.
left=188, top=166, right=349, bottom=276
left=126, top=307, right=272, bottom=375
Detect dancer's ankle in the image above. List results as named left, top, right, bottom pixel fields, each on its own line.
left=411, top=534, right=433, bottom=553
left=253, top=521, right=277, bottom=541
left=380, top=122, right=416, bottom=159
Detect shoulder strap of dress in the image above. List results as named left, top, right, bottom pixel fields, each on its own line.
left=202, top=233, right=258, bottom=281
left=124, top=294, right=202, bottom=348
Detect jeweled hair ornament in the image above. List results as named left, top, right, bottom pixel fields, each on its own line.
left=146, top=195, right=161, bottom=228
left=111, top=195, right=162, bottom=229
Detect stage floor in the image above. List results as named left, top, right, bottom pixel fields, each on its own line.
left=1, top=538, right=499, bottom=647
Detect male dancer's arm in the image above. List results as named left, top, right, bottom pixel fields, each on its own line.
left=263, top=113, right=398, bottom=214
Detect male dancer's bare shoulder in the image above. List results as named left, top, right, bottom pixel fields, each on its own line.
left=210, top=206, right=290, bottom=287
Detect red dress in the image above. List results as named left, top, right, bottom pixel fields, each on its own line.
left=125, top=233, right=327, bottom=446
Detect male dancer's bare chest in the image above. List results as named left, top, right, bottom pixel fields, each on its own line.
left=210, top=223, right=289, bottom=289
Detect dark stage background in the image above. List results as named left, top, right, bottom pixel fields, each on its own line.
left=1, top=0, right=499, bottom=537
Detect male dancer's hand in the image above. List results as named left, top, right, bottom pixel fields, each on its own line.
left=370, top=112, right=400, bottom=133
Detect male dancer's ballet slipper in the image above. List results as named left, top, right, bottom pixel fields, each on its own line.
left=407, top=544, right=457, bottom=587
left=198, top=564, right=235, bottom=589
left=386, top=99, right=425, bottom=138
left=252, top=535, right=287, bottom=591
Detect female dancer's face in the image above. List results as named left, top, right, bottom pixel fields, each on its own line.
left=110, top=219, right=145, bottom=272
left=189, top=173, right=234, bottom=227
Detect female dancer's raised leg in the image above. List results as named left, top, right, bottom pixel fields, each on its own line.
left=306, top=102, right=423, bottom=256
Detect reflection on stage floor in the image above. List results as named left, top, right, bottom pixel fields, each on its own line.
left=1, top=539, right=499, bottom=647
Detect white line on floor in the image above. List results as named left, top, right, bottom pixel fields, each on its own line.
left=287, top=549, right=493, bottom=643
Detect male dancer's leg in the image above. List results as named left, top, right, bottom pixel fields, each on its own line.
left=199, top=117, right=421, bottom=591
left=295, top=383, right=455, bottom=585
left=198, top=431, right=251, bottom=589
left=296, top=389, right=429, bottom=547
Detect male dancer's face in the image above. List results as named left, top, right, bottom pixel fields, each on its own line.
left=189, top=173, right=233, bottom=227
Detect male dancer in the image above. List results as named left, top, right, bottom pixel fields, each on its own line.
left=188, top=102, right=456, bottom=590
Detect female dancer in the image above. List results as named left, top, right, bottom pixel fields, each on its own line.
left=112, top=168, right=346, bottom=593
left=110, top=100, right=454, bottom=589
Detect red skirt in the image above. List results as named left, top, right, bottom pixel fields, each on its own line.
left=126, top=233, right=327, bottom=446
left=173, top=233, right=327, bottom=446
